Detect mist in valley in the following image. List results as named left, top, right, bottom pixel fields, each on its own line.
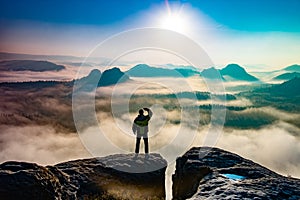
left=0, top=76, right=299, bottom=179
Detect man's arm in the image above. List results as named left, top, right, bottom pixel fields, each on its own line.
left=143, top=108, right=153, bottom=118
left=132, top=122, right=137, bottom=134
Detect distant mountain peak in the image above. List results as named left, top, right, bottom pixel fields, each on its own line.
left=221, top=63, right=259, bottom=82
left=284, top=64, right=300, bottom=72
left=277, top=77, right=300, bottom=93
left=273, top=72, right=300, bottom=80
left=99, top=67, right=129, bottom=86
left=201, top=67, right=224, bottom=80
left=131, top=63, right=151, bottom=69
left=126, top=64, right=199, bottom=77
left=89, top=68, right=101, bottom=76
left=0, top=60, right=65, bottom=72
left=260, top=77, right=300, bottom=97
left=223, top=63, right=245, bottom=71
left=76, top=67, right=129, bottom=91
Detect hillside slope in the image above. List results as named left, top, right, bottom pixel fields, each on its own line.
left=220, top=64, right=259, bottom=81
left=0, top=60, right=65, bottom=72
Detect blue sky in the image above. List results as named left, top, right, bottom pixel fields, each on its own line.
left=0, top=0, right=300, bottom=68
left=1, top=0, right=300, bottom=32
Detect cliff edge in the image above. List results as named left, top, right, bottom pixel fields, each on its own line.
left=0, top=153, right=167, bottom=200
left=172, top=147, right=300, bottom=200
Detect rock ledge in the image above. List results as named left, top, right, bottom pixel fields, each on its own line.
left=0, top=153, right=167, bottom=200
left=172, top=147, right=300, bottom=200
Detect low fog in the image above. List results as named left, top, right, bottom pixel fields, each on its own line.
left=0, top=125, right=90, bottom=165
left=1, top=113, right=299, bottom=178
left=0, top=64, right=98, bottom=82
left=216, top=123, right=300, bottom=178
left=0, top=77, right=299, bottom=179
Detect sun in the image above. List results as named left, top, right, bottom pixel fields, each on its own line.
left=160, top=13, right=187, bottom=33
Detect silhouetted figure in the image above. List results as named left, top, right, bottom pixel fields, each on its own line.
left=132, top=108, right=153, bottom=155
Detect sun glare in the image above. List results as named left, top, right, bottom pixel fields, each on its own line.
left=160, top=13, right=188, bottom=33
left=154, top=1, right=193, bottom=34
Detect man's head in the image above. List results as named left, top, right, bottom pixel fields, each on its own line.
left=139, top=109, right=144, bottom=115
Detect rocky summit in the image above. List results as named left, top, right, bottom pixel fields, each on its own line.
left=172, top=147, right=300, bottom=200
left=0, top=153, right=167, bottom=200
left=1, top=147, right=300, bottom=200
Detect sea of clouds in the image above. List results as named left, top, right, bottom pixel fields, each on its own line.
left=0, top=77, right=299, bottom=179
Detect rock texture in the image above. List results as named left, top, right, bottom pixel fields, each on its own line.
left=0, top=153, right=167, bottom=200
left=2, top=147, right=300, bottom=200
left=172, top=147, right=300, bottom=200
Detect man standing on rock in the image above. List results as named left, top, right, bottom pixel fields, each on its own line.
left=132, top=107, right=153, bottom=156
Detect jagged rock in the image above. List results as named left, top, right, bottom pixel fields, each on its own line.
left=3, top=147, right=299, bottom=200
left=172, top=147, right=300, bottom=200
left=0, top=162, right=75, bottom=199
left=0, top=153, right=167, bottom=200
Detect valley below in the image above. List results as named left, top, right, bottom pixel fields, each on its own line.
left=0, top=57, right=300, bottom=199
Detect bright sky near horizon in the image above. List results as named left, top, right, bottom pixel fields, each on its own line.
left=0, top=0, right=300, bottom=69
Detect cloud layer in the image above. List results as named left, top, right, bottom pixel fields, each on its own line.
left=0, top=77, right=299, bottom=179
left=0, top=125, right=89, bottom=165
